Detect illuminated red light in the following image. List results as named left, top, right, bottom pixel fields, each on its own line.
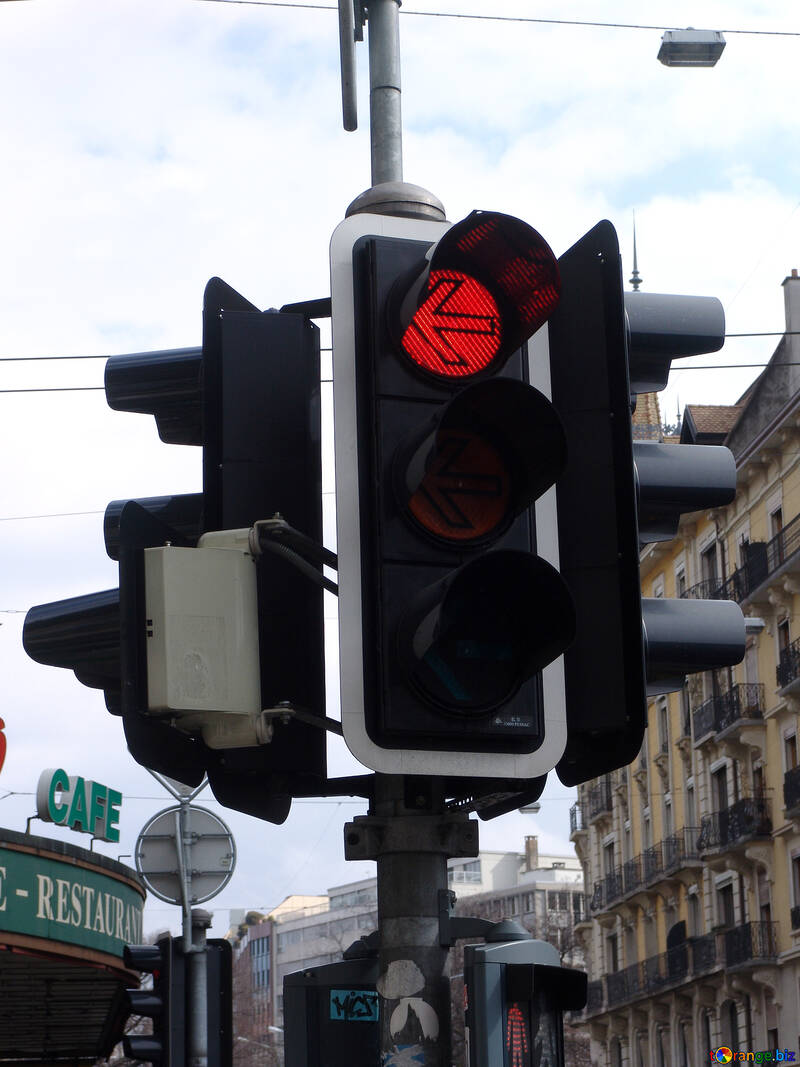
left=397, top=212, right=560, bottom=381
left=401, top=270, right=501, bottom=379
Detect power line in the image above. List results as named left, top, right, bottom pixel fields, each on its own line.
left=0, top=386, right=104, bottom=394
left=191, top=0, right=800, bottom=38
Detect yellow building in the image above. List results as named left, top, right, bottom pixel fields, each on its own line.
left=573, top=269, right=800, bottom=1065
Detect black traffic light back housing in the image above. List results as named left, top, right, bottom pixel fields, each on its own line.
left=24, top=277, right=326, bottom=824
left=549, top=220, right=744, bottom=786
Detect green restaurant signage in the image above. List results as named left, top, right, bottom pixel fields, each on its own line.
left=0, top=844, right=143, bottom=956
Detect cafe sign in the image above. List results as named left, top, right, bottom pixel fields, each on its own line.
left=36, top=768, right=123, bottom=843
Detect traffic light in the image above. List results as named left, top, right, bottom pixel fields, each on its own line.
left=330, top=210, right=575, bottom=779
left=206, top=938, right=233, bottom=1067
left=464, top=937, right=587, bottom=1066
left=122, top=936, right=186, bottom=1065
left=547, top=220, right=745, bottom=786
left=23, top=278, right=325, bottom=822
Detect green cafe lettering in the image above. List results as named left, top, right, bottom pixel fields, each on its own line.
left=36, top=768, right=123, bottom=843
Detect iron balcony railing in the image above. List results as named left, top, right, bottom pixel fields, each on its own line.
left=693, top=683, right=764, bottom=742
left=592, top=829, right=701, bottom=910
left=569, top=802, right=585, bottom=835
left=589, top=923, right=777, bottom=1013
left=722, top=515, right=800, bottom=605
left=681, top=578, right=725, bottom=601
left=590, top=870, right=625, bottom=912
left=681, top=516, right=800, bottom=607
left=725, top=921, right=778, bottom=967
left=586, top=980, right=604, bottom=1014
left=691, top=931, right=717, bottom=975
left=698, top=796, right=771, bottom=853
left=587, top=777, right=613, bottom=822
left=778, top=635, right=800, bottom=690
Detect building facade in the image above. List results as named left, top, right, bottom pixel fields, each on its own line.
left=573, top=270, right=800, bottom=1065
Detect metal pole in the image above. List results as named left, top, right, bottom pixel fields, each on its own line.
left=367, top=0, right=403, bottom=185
left=188, top=908, right=212, bottom=1067
left=345, top=775, right=479, bottom=1066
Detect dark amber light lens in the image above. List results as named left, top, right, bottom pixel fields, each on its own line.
left=401, top=270, right=501, bottom=379
left=407, top=430, right=511, bottom=542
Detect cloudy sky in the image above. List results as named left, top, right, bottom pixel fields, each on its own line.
left=1, top=0, right=798, bottom=941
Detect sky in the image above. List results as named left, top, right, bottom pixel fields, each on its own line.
left=1, top=0, right=799, bottom=942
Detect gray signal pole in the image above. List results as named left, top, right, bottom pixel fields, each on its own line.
left=335, top=5, right=470, bottom=1064
left=338, top=0, right=445, bottom=220
left=345, top=777, right=479, bottom=1066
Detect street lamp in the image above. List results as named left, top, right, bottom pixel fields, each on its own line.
left=658, top=28, right=726, bottom=67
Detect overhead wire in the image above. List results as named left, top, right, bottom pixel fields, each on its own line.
left=190, top=0, right=800, bottom=39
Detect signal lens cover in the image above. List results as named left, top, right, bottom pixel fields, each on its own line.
left=401, top=271, right=502, bottom=378
left=407, top=429, right=511, bottom=543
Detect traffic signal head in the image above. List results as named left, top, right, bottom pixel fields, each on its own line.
left=23, top=279, right=325, bottom=824
left=331, top=210, right=575, bottom=780
left=548, top=220, right=744, bottom=786
left=122, top=937, right=185, bottom=1065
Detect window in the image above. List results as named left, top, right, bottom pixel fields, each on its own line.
left=792, top=854, right=800, bottom=905
left=753, top=764, right=765, bottom=799
left=448, top=860, right=481, bottom=885
left=658, top=700, right=670, bottom=755
left=663, top=797, right=673, bottom=838
left=701, top=542, right=718, bottom=586
left=712, top=765, right=729, bottom=811
left=676, top=566, right=687, bottom=598
left=779, top=617, right=791, bottom=656
left=688, top=892, right=702, bottom=937
left=606, top=932, right=619, bottom=973
left=717, top=882, right=735, bottom=928
left=547, top=891, right=568, bottom=911
left=785, top=733, right=799, bottom=772
left=686, top=783, right=696, bottom=828
left=603, top=841, right=616, bottom=877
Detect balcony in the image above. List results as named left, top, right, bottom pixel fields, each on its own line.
left=590, top=869, right=625, bottom=912
left=725, top=921, right=778, bottom=968
left=697, top=796, right=772, bottom=854
left=693, top=684, right=765, bottom=745
left=681, top=578, right=726, bottom=601
left=784, top=766, right=800, bottom=817
left=778, top=636, right=800, bottom=692
left=588, top=923, right=777, bottom=1013
left=569, top=802, right=586, bottom=837
left=587, top=777, right=613, bottom=824
left=586, top=980, right=604, bottom=1014
left=724, top=517, right=800, bottom=607
left=592, top=830, right=702, bottom=913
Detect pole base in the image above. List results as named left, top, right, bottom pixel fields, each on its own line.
left=346, top=181, right=446, bottom=222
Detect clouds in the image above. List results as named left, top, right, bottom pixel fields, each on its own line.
left=1, top=0, right=799, bottom=938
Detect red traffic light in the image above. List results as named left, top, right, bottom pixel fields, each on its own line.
left=391, top=211, right=560, bottom=382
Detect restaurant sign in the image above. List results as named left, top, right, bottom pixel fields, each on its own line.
left=0, top=845, right=143, bottom=956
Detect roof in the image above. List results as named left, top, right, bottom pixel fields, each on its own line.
left=632, top=392, right=662, bottom=441
left=680, top=403, right=743, bottom=444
